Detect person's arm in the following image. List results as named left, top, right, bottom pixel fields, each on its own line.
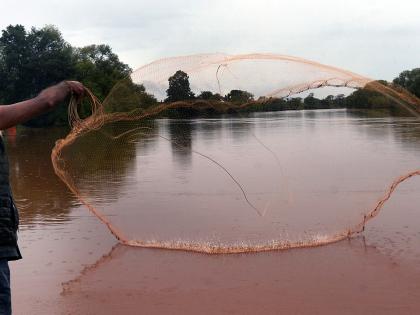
left=0, top=81, right=85, bottom=130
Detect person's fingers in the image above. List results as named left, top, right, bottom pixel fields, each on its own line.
left=70, top=81, right=84, bottom=96
left=64, top=81, right=85, bottom=96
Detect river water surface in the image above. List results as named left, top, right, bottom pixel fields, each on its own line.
left=6, top=109, right=420, bottom=314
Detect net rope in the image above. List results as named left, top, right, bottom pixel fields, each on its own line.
left=52, top=53, right=420, bottom=254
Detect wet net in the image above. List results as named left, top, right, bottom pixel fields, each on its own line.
left=52, top=53, right=420, bottom=253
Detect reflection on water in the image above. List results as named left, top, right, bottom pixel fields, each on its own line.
left=6, top=128, right=77, bottom=227
left=5, top=109, right=420, bottom=314
left=5, top=109, right=420, bottom=236
left=55, top=109, right=420, bottom=248
left=168, top=119, right=194, bottom=168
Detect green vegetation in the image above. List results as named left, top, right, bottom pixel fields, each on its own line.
left=164, top=68, right=418, bottom=116
left=0, top=24, right=154, bottom=126
left=197, top=91, right=223, bottom=101
left=165, top=70, right=195, bottom=102
left=393, top=68, right=420, bottom=98
left=1, top=24, right=419, bottom=126
left=225, top=90, right=254, bottom=104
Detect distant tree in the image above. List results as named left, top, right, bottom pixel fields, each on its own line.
left=197, top=90, right=224, bottom=101
left=210, top=93, right=224, bottom=101
left=285, top=97, right=303, bottom=110
left=165, top=70, right=195, bottom=102
left=345, top=86, right=395, bottom=109
left=0, top=25, right=76, bottom=126
left=74, top=44, right=131, bottom=100
left=0, top=25, right=137, bottom=126
left=225, top=89, right=253, bottom=104
left=72, top=44, right=133, bottom=118
left=104, top=78, right=157, bottom=113
left=303, top=92, right=319, bottom=109
left=330, top=94, right=346, bottom=108
left=239, top=97, right=287, bottom=113
left=345, top=89, right=371, bottom=109
left=264, top=97, right=286, bottom=111
left=393, top=68, right=420, bottom=98
left=198, top=91, right=214, bottom=100
left=0, top=25, right=31, bottom=104
left=0, top=25, right=75, bottom=103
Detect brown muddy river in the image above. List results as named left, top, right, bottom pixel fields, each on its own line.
left=5, top=109, right=420, bottom=314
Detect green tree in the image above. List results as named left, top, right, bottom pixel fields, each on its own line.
left=73, top=44, right=134, bottom=118
left=0, top=24, right=75, bottom=98
left=0, top=25, right=139, bottom=126
left=165, top=70, right=195, bottom=102
left=393, top=68, right=420, bottom=98
left=334, top=94, right=346, bottom=107
left=74, top=44, right=131, bottom=100
left=303, top=93, right=319, bottom=109
left=0, top=25, right=30, bottom=104
left=197, top=91, right=224, bottom=101
left=285, top=97, right=303, bottom=110
left=0, top=25, right=76, bottom=126
left=345, top=85, right=396, bottom=109
left=225, top=89, right=253, bottom=104
left=197, top=91, right=214, bottom=100
left=104, top=78, right=157, bottom=113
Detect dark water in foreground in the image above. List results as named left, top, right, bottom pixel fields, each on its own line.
left=5, top=109, right=420, bottom=314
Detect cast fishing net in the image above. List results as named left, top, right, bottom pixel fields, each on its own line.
left=52, top=53, right=420, bottom=253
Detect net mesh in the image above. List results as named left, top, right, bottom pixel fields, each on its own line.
left=52, top=53, right=420, bottom=253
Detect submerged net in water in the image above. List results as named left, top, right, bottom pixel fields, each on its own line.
left=52, top=53, right=420, bottom=254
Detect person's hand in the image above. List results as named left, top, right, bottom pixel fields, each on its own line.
left=37, top=81, right=85, bottom=108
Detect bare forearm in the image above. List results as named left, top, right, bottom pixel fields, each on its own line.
left=0, top=96, right=52, bottom=130
left=0, top=81, right=84, bottom=130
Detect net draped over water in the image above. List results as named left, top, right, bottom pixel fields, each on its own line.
left=52, top=54, right=420, bottom=253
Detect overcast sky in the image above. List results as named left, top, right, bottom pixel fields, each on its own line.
left=1, top=0, right=419, bottom=80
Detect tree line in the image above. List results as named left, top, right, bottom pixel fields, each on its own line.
left=165, top=70, right=420, bottom=115
left=1, top=24, right=419, bottom=126
left=0, top=24, right=155, bottom=127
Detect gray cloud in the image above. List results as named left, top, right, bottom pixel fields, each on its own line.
left=1, top=0, right=419, bottom=80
